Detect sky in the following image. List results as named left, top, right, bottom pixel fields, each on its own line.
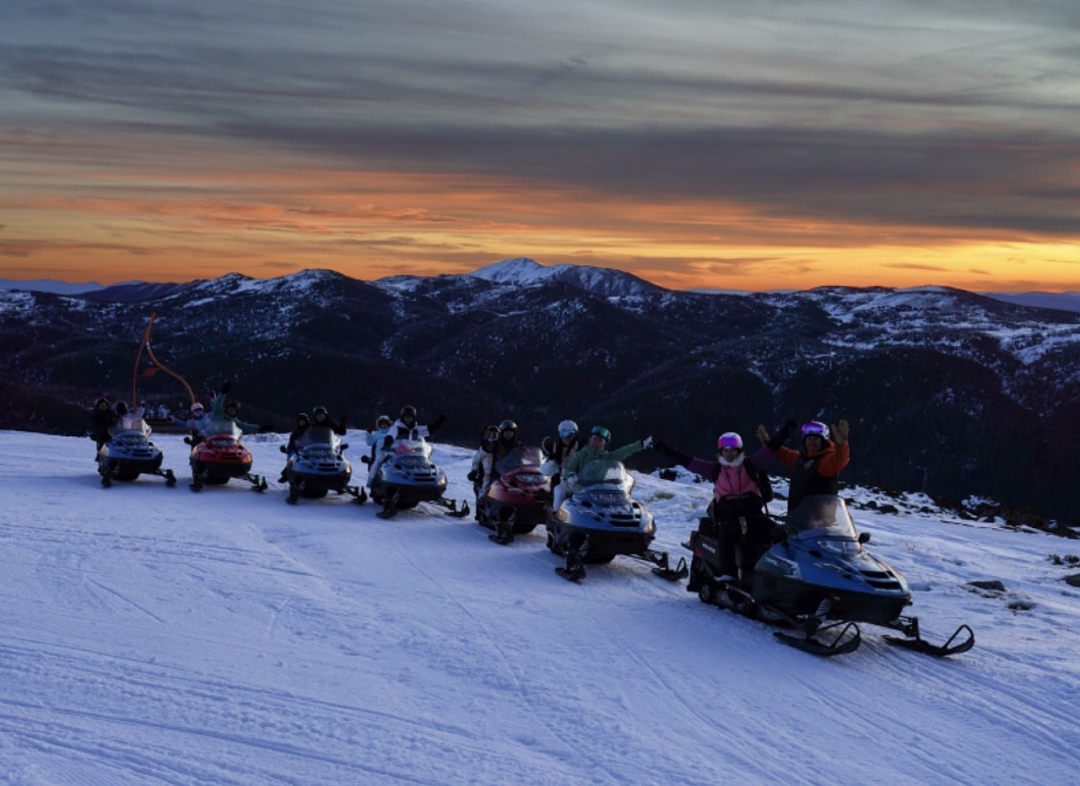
left=1, top=0, right=1079, bottom=291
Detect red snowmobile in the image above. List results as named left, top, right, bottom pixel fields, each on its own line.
left=479, top=446, right=552, bottom=545
left=188, top=418, right=267, bottom=491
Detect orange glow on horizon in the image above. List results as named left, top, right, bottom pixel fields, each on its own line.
left=2, top=157, right=1079, bottom=292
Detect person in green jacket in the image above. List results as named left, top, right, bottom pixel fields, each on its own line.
left=555, top=425, right=654, bottom=509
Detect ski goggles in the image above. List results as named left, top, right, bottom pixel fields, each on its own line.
left=717, top=433, right=743, bottom=450
left=802, top=421, right=829, bottom=438
left=558, top=426, right=578, bottom=439
left=590, top=426, right=611, bottom=441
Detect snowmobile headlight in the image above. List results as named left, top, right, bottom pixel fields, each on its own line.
left=589, top=491, right=624, bottom=506
left=397, top=455, right=427, bottom=468
left=816, top=538, right=860, bottom=556
left=516, top=473, right=546, bottom=485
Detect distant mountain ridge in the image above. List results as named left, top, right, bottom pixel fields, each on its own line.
left=3, top=259, right=1080, bottom=521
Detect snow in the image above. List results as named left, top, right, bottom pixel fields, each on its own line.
left=2, top=430, right=1079, bottom=784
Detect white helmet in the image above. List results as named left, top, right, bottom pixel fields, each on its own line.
left=558, top=420, right=578, bottom=439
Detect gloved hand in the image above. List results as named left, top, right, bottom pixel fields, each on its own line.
left=642, top=436, right=654, bottom=449
left=467, top=469, right=479, bottom=482
left=382, top=435, right=393, bottom=449
left=832, top=419, right=850, bottom=446
left=220, top=380, right=232, bottom=395
left=756, top=424, right=770, bottom=444
left=541, top=435, right=555, bottom=457
left=550, top=471, right=561, bottom=488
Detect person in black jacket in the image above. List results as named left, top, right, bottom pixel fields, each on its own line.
left=90, top=397, right=119, bottom=451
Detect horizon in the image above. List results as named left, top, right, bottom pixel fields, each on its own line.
left=2, top=2, right=1079, bottom=291
left=3, top=260, right=1080, bottom=295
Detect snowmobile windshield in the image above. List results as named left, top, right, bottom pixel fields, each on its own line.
left=107, top=418, right=150, bottom=438
left=296, top=425, right=340, bottom=449
left=203, top=418, right=243, bottom=439
left=494, top=446, right=544, bottom=475
left=574, top=459, right=632, bottom=492
left=390, top=439, right=431, bottom=458
left=785, top=495, right=858, bottom=539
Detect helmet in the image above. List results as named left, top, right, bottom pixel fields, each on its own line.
left=312, top=405, right=327, bottom=416
left=191, top=402, right=205, bottom=414
left=297, top=412, right=310, bottom=424
left=590, top=425, right=611, bottom=441
left=499, top=419, right=518, bottom=433
left=558, top=420, right=578, bottom=440
left=95, top=397, right=110, bottom=410
left=801, top=421, right=830, bottom=440
left=401, top=405, right=417, bottom=421
left=717, top=432, right=743, bottom=450
left=376, top=414, right=392, bottom=428
left=225, top=400, right=240, bottom=413
left=115, top=401, right=129, bottom=416
left=484, top=424, right=500, bottom=439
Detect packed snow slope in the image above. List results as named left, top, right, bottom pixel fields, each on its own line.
left=1, top=431, right=1078, bottom=786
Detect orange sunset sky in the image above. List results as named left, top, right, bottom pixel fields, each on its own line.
left=2, top=1, right=1079, bottom=292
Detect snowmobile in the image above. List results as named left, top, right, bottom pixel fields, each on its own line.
left=545, top=458, right=687, bottom=582
left=187, top=417, right=267, bottom=492
left=364, top=437, right=469, bottom=520
left=687, top=494, right=975, bottom=657
left=478, top=446, right=551, bottom=545
left=97, top=418, right=176, bottom=488
left=280, top=426, right=366, bottom=505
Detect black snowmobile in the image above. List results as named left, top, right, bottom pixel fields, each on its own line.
left=364, top=437, right=469, bottom=520
left=687, top=494, right=975, bottom=657
left=97, top=418, right=176, bottom=488
left=545, top=458, right=687, bottom=582
left=280, top=426, right=366, bottom=505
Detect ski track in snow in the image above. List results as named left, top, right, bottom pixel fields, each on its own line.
left=0, top=431, right=1078, bottom=785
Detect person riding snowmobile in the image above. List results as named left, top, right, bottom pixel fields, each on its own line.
left=766, top=419, right=850, bottom=513
left=210, top=395, right=262, bottom=434
left=365, top=414, right=394, bottom=465
left=655, top=423, right=792, bottom=586
left=90, top=397, right=120, bottom=450
left=557, top=426, right=653, bottom=509
left=540, top=420, right=588, bottom=502
left=475, top=420, right=524, bottom=499
left=468, top=424, right=501, bottom=497
left=172, top=401, right=212, bottom=440
left=111, top=401, right=148, bottom=436
left=387, top=405, right=446, bottom=444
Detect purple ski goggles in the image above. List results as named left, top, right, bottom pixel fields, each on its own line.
left=802, top=421, right=830, bottom=439
left=717, top=432, right=743, bottom=450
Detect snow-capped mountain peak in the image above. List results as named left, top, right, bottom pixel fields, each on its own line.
left=468, top=257, right=550, bottom=285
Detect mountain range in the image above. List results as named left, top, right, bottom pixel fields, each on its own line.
left=3, top=257, right=1080, bottom=522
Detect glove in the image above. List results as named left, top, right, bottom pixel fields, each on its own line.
left=383, top=435, right=393, bottom=449
left=220, top=380, right=232, bottom=395
left=642, top=436, right=654, bottom=449
left=541, top=436, right=555, bottom=457
left=550, top=471, right=561, bottom=488
left=832, top=419, right=850, bottom=446
left=756, top=424, right=770, bottom=445
left=467, top=470, right=479, bottom=482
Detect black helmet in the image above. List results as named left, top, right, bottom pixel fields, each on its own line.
left=312, top=405, right=328, bottom=419
left=115, top=401, right=129, bottom=416
left=499, top=419, right=518, bottom=433
left=297, top=412, right=310, bottom=424
left=401, top=405, right=417, bottom=421
left=95, top=397, right=110, bottom=410
left=225, top=400, right=240, bottom=414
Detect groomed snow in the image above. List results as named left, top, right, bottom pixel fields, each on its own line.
left=1, top=430, right=1078, bottom=785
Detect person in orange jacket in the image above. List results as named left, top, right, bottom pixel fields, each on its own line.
left=763, top=419, right=850, bottom=513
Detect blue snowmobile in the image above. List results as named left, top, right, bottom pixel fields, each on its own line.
left=687, top=494, right=974, bottom=657
left=546, top=458, right=687, bottom=582
left=281, top=426, right=366, bottom=505
left=97, top=418, right=176, bottom=488
left=364, top=437, right=469, bottom=520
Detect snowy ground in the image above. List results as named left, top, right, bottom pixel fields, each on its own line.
left=1, top=430, right=1078, bottom=785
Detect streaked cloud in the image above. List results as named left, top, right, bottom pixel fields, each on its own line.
left=1, top=0, right=1078, bottom=289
